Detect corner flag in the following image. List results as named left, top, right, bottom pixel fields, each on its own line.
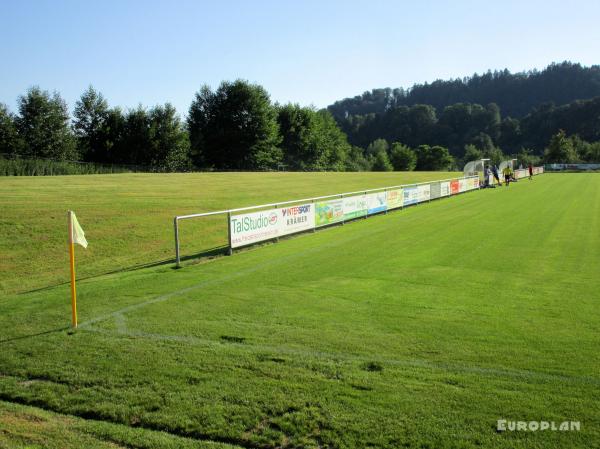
left=71, top=213, right=88, bottom=248
left=68, top=211, right=87, bottom=328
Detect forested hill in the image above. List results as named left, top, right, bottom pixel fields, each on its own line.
left=327, top=62, right=600, bottom=119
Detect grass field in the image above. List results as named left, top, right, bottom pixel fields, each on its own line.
left=1, top=173, right=599, bottom=448
left=0, top=171, right=459, bottom=295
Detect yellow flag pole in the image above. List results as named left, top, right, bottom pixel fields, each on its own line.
left=68, top=211, right=78, bottom=328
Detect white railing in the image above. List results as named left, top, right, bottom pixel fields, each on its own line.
left=173, top=175, right=482, bottom=267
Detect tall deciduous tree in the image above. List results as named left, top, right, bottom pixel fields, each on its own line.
left=389, top=142, right=416, bottom=171
left=0, top=104, right=24, bottom=154
left=147, top=104, right=191, bottom=171
left=91, top=104, right=191, bottom=171
left=415, top=145, right=454, bottom=170
left=366, top=138, right=389, bottom=156
left=470, top=132, right=496, bottom=153
left=186, top=85, right=212, bottom=167
left=516, top=147, right=541, bottom=167
left=463, top=144, right=483, bottom=164
left=274, top=104, right=351, bottom=171
left=313, top=110, right=351, bottom=171
left=585, top=142, right=600, bottom=163
left=543, top=130, right=578, bottom=163
left=16, top=87, right=76, bottom=160
left=371, top=149, right=393, bottom=171
left=188, top=80, right=282, bottom=170
left=98, top=107, right=126, bottom=163
left=278, top=104, right=328, bottom=170
left=122, top=106, right=151, bottom=165
left=73, top=86, right=109, bottom=161
left=483, top=147, right=506, bottom=166
left=345, top=146, right=372, bottom=171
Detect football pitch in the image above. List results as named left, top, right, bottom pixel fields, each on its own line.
left=0, top=171, right=459, bottom=296
left=1, top=173, right=599, bottom=448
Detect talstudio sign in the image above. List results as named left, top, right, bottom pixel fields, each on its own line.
left=230, top=203, right=314, bottom=248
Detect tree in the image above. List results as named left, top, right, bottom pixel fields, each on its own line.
left=557, top=134, right=600, bottom=163
left=97, top=108, right=126, bottom=163
left=16, top=87, right=76, bottom=159
left=585, top=142, right=600, bottom=163
left=0, top=104, right=24, bottom=154
left=345, top=146, right=371, bottom=171
left=188, top=80, right=282, bottom=170
left=147, top=104, right=191, bottom=171
left=122, top=106, right=151, bottom=165
left=516, top=147, right=541, bottom=167
left=371, top=150, right=393, bottom=171
left=462, top=144, right=483, bottom=164
left=104, top=104, right=191, bottom=171
left=407, top=104, right=437, bottom=147
left=314, top=110, right=351, bottom=171
left=277, top=105, right=350, bottom=171
left=483, top=147, right=505, bottom=166
left=498, top=117, right=521, bottom=153
left=544, top=130, right=578, bottom=163
left=415, top=145, right=454, bottom=170
left=470, top=132, right=496, bottom=153
left=73, top=86, right=109, bottom=161
left=389, top=142, right=416, bottom=171
left=186, top=85, right=212, bottom=167
left=277, top=104, right=312, bottom=170
left=366, top=138, right=389, bottom=156
left=569, top=134, right=600, bottom=162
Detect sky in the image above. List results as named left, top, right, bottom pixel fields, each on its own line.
left=1, top=0, right=599, bottom=117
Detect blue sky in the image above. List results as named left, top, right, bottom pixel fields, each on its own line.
left=1, top=0, right=599, bottom=117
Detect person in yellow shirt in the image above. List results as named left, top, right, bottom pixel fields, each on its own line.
left=502, top=166, right=513, bottom=186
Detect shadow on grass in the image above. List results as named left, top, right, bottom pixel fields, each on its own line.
left=17, top=245, right=230, bottom=296
left=0, top=327, right=69, bottom=345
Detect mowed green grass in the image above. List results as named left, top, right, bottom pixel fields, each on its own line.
left=1, top=173, right=599, bottom=448
left=0, top=171, right=458, bottom=295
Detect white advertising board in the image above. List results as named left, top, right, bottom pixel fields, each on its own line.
left=366, top=191, right=387, bottom=215
left=343, top=194, right=368, bottom=220
left=417, top=184, right=431, bottom=202
left=280, top=203, right=314, bottom=235
left=440, top=181, right=450, bottom=197
left=230, top=209, right=281, bottom=248
left=386, top=189, right=403, bottom=210
left=230, top=203, right=314, bottom=248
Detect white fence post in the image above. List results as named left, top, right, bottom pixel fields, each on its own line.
left=227, top=212, right=233, bottom=256
left=174, top=217, right=181, bottom=268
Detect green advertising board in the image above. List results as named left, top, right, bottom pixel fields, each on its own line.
left=315, top=199, right=344, bottom=226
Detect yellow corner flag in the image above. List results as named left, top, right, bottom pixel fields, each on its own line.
left=68, top=211, right=88, bottom=328
left=71, top=213, right=88, bottom=248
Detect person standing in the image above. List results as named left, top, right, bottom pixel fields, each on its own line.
left=484, top=166, right=491, bottom=187
left=502, top=165, right=512, bottom=186
left=491, top=165, right=501, bottom=186
left=528, top=163, right=533, bottom=180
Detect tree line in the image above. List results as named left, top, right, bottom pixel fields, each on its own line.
left=0, top=82, right=359, bottom=172
left=333, top=97, right=600, bottom=166
left=0, top=87, right=191, bottom=171
left=328, top=62, right=600, bottom=119
left=2, top=68, right=599, bottom=175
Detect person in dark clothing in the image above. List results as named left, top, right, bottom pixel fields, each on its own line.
left=491, top=165, right=500, bottom=186
left=528, top=163, right=533, bottom=180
